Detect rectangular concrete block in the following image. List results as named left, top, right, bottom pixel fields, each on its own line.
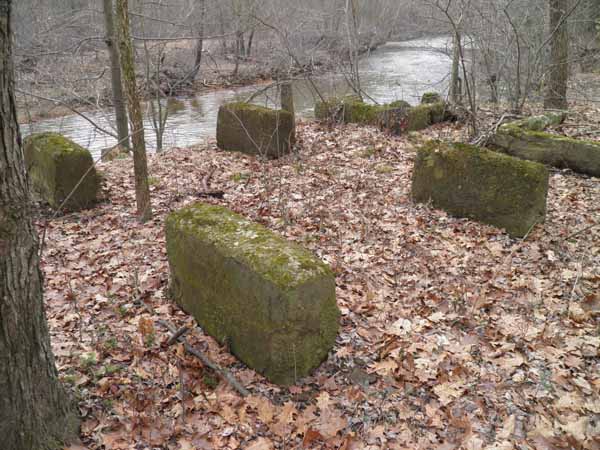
left=491, top=123, right=600, bottom=177
left=412, top=141, right=549, bottom=237
left=24, top=132, right=100, bottom=211
left=216, top=103, right=294, bottom=158
left=165, top=203, right=340, bottom=385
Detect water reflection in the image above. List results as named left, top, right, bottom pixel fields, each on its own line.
left=21, top=36, right=452, bottom=158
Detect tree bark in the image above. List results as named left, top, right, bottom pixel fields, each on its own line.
left=190, top=0, right=206, bottom=82
left=103, top=0, right=130, bottom=150
left=544, top=0, right=569, bottom=110
left=450, top=30, right=462, bottom=105
left=116, top=0, right=152, bottom=222
left=280, top=81, right=295, bottom=143
left=0, top=1, right=79, bottom=449
left=246, top=28, right=255, bottom=57
left=280, top=81, right=295, bottom=118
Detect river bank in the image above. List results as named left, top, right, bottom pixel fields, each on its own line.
left=16, top=33, right=393, bottom=126
left=20, top=36, right=457, bottom=157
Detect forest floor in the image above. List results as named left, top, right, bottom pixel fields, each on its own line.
left=42, top=118, right=599, bottom=450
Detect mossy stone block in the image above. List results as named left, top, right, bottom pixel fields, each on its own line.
left=508, top=112, right=567, bottom=131
left=421, top=92, right=442, bottom=104
left=314, top=95, right=381, bottom=125
left=216, top=103, right=295, bottom=159
left=24, top=132, right=100, bottom=210
left=165, top=203, right=340, bottom=385
left=491, top=124, right=600, bottom=177
left=315, top=97, right=450, bottom=133
left=412, top=141, right=549, bottom=237
left=406, top=104, right=433, bottom=131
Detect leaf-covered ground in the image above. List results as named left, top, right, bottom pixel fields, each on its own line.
left=42, top=120, right=599, bottom=450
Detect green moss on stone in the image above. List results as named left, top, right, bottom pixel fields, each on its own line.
left=165, top=203, right=340, bottom=385
left=216, top=103, right=295, bottom=158
left=491, top=123, right=600, bottom=177
left=388, top=100, right=411, bottom=109
left=507, top=112, right=566, bottom=131
left=315, top=97, right=451, bottom=133
left=406, top=104, right=433, bottom=131
left=421, top=92, right=443, bottom=104
left=412, top=140, right=549, bottom=237
left=23, top=132, right=100, bottom=210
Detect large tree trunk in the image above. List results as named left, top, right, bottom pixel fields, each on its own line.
left=190, top=0, right=206, bottom=82
left=103, top=0, right=130, bottom=150
left=116, top=0, right=152, bottom=222
left=544, top=0, right=569, bottom=109
left=0, top=1, right=79, bottom=449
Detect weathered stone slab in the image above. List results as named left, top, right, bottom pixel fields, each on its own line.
left=506, top=112, right=567, bottom=131
left=24, top=132, right=100, bottom=210
left=315, top=96, right=451, bottom=135
left=421, top=92, right=443, bottom=104
left=216, top=103, right=295, bottom=158
left=412, top=141, right=549, bottom=237
left=314, top=95, right=380, bottom=124
left=165, top=203, right=340, bottom=385
left=378, top=102, right=450, bottom=135
left=491, top=123, right=600, bottom=177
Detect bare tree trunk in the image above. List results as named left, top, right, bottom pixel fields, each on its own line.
left=450, top=30, right=463, bottom=105
left=237, top=31, right=246, bottom=58
left=246, top=28, right=255, bottom=57
left=116, top=0, right=152, bottom=221
left=280, top=81, right=295, bottom=117
left=190, top=0, right=206, bottom=82
left=544, top=0, right=569, bottom=109
left=0, top=1, right=79, bottom=449
left=280, top=81, right=295, bottom=143
left=103, top=0, right=130, bottom=149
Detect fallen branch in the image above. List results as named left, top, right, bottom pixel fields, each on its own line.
left=197, top=166, right=225, bottom=199
left=564, top=222, right=599, bottom=241
left=158, top=319, right=250, bottom=397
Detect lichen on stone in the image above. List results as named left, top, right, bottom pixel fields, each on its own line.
left=165, top=203, right=340, bottom=385
left=216, top=102, right=295, bottom=159
left=412, top=140, right=549, bottom=237
left=23, top=132, right=100, bottom=211
left=492, top=122, right=600, bottom=177
left=421, top=92, right=443, bottom=104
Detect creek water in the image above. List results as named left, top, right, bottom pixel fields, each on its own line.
left=21, top=36, right=453, bottom=158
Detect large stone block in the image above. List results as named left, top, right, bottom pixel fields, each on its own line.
left=412, top=141, right=549, bottom=237
left=491, top=123, right=600, bottom=177
left=216, top=103, right=294, bottom=158
left=165, top=203, right=340, bottom=385
left=421, top=92, right=443, bottom=104
left=314, top=95, right=381, bottom=125
left=314, top=96, right=451, bottom=135
left=24, top=132, right=100, bottom=210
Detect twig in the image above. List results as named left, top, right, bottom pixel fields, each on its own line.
left=197, top=167, right=224, bottom=199
left=564, top=222, right=599, bottom=241
left=167, top=326, right=190, bottom=346
left=158, top=319, right=250, bottom=397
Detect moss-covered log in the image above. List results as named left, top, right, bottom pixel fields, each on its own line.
left=217, top=103, right=295, bottom=158
left=491, top=123, right=600, bottom=177
left=412, top=141, right=549, bottom=237
left=165, top=203, right=340, bottom=385
left=24, top=133, right=100, bottom=211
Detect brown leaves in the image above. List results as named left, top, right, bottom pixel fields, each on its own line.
left=41, top=121, right=599, bottom=449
